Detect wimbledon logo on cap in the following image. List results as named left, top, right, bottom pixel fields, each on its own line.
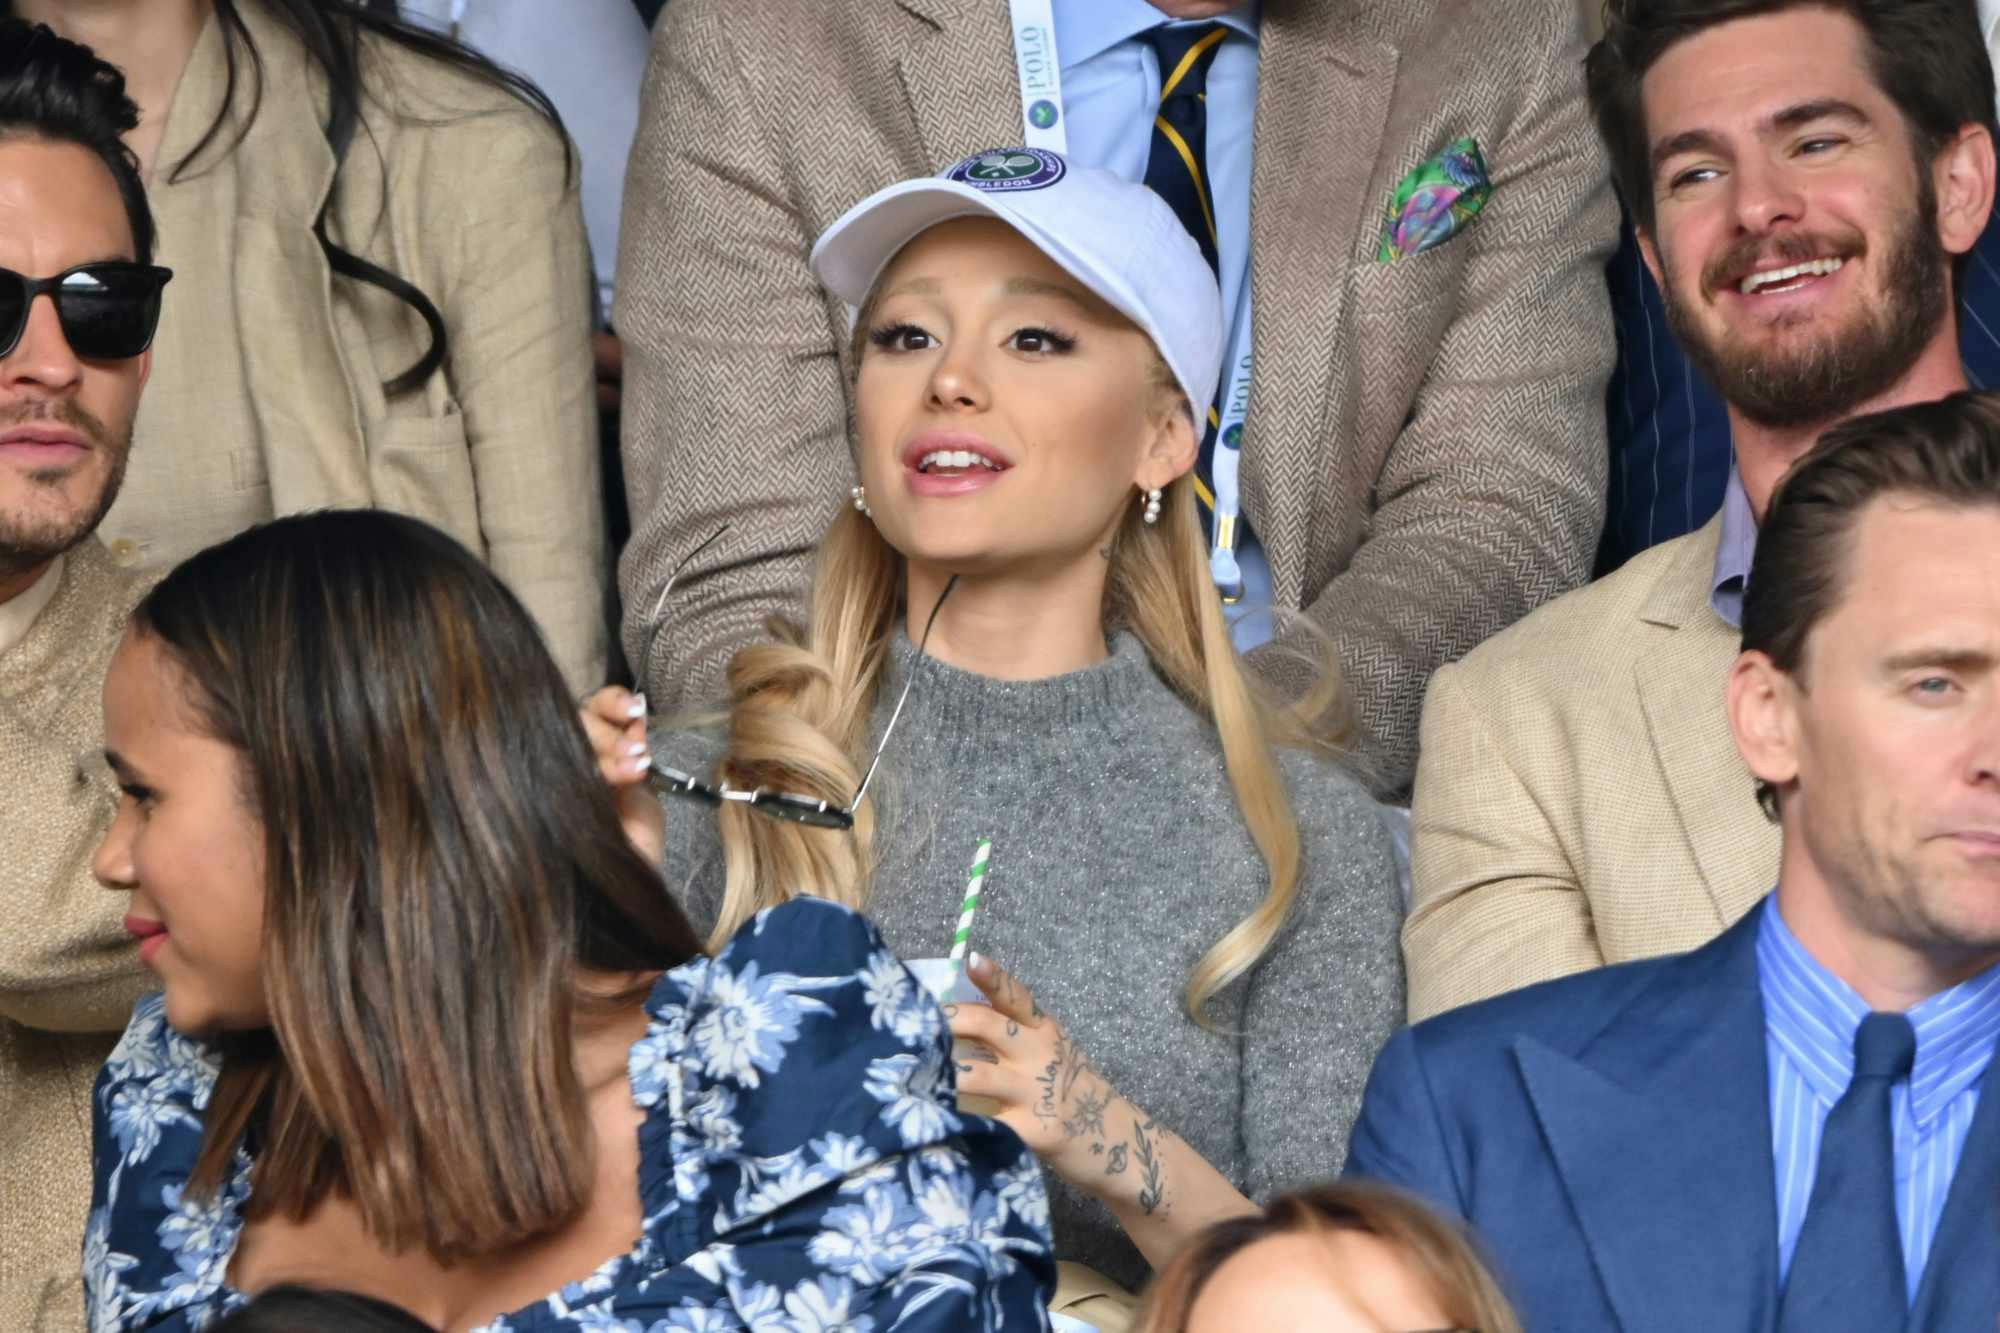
left=945, top=147, right=1066, bottom=192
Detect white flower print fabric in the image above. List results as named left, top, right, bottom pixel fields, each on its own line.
left=83, top=899, right=1056, bottom=1330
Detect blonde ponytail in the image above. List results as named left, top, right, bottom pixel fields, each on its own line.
left=1104, top=478, right=1347, bottom=1024
left=700, top=507, right=899, bottom=950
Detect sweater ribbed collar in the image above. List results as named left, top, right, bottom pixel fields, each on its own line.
left=880, top=628, right=1163, bottom=740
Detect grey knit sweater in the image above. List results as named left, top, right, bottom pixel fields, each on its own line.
left=658, top=633, right=1405, bottom=1287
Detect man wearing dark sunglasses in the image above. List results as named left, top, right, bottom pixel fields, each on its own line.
left=0, top=20, right=173, bottom=1330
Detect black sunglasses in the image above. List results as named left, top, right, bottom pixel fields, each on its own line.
left=1, top=262, right=174, bottom=361
left=641, top=526, right=955, bottom=831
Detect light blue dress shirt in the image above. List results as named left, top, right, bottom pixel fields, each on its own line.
left=1051, top=0, right=1275, bottom=647
left=1708, top=466, right=1755, bottom=629
left=1758, top=897, right=2000, bottom=1303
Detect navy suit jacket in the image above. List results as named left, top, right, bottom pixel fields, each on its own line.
left=1346, top=909, right=2000, bottom=1332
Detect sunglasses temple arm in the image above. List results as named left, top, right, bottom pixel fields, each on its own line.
left=637, top=523, right=732, bottom=694
left=847, top=574, right=956, bottom=816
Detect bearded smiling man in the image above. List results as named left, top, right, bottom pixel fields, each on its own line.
left=0, top=21, right=168, bottom=1329
left=1400, top=0, right=1995, bottom=1020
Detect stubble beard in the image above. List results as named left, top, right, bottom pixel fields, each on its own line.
left=0, top=399, right=131, bottom=580
left=1814, top=808, right=2000, bottom=970
left=1662, top=184, right=1951, bottom=431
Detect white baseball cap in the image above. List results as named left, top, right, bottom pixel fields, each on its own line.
left=810, top=147, right=1223, bottom=418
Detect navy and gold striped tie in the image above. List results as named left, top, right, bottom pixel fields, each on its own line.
left=1139, top=21, right=1246, bottom=573
left=1141, top=23, right=1226, bottom=276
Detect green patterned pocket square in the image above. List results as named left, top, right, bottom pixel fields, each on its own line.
left=1377, top=137, right=1492, bottom=262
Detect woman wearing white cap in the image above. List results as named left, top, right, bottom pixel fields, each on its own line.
left=588, top=148, right=1404, bottom=1312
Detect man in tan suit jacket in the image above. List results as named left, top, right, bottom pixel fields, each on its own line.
left=1405, top=0, right=1996, bottom=1018
left=0, top=26, right=166, bottom=1328
left=616, top=0, right=1617, bottom=794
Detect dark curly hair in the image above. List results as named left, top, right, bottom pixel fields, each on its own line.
left=1586, top=0, right=1997, bottom=236
left=0, top=19, right=154, bottom=263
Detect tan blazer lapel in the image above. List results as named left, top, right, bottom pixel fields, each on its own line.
left=1244, top=0, right=1398, bottom=607
left=203, top=4, right=372, bottom=515
left=1632, top=519, right=1777, bottom=931
left=893, top=0, right=1023, bottom=171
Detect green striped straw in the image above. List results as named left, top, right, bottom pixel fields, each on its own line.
left=949, top=838, right=993, bottom=968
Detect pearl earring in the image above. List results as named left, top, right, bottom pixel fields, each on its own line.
left=850, top=484, right=872, bottom=517
left=1141, top=487, right=1163, bottom=526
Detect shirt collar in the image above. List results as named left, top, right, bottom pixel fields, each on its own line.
left=1053, top=0, right=1260, bottom=69
left=1758, top=897, right=2000, bottom=1127
left=1709, top=466, right=1757, bottom=629
left=0, top=553, right=62, bottom=657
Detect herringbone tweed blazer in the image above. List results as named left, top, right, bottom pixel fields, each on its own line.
left=0, top=540, right=152, bottom=1332
left=615, top=0, right=1616, bottom=793
left=1402, top=517, right=1780, bottom=1020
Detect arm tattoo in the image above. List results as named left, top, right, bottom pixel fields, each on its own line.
left=1005, top=1019, right=1021, bottom=1038
left=1133, top=1119, right=1167, bottom=1216
left=1103, top=1143, right=1128, bottom=1175
left=1062, top=1085, right=1110, bottom=1141
left=1034, top=1035, right=1093, bottom=1125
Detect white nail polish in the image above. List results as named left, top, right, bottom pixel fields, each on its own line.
left=626, top=694, right=648, bottom=720
left=623, top=739, right=649, bottom=758
left=969, top=951, right=983, bottom=970
left=634, top=753, right=653, bottom=772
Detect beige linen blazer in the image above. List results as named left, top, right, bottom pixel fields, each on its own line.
left=1402, top=517, right=1780, bottom=1019
left=616, top=0, right=1617, bottom=793
left=0, top=542, right=152, bottom=1332
left=99, top=4, right=605, bottom=688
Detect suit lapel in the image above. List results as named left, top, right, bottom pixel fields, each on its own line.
left=893, top=0, right=1023, bottom=172
left=1242, top=0, right=1397, bottom=607
left=1517, top=912, right=1781, bottom=1333
left=1632, top=521, right=1776, bottom=932
left=1905, top=1067, right=2000, bottom=1330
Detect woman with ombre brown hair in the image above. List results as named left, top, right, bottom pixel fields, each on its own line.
left=81, top=509, right=1053, bottom=1331
left=1134, top=1183, right=1522, bottom=1333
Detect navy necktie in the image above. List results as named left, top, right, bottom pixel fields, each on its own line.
left=1138, top=22, right=1248, bottom=582
left=1140, top=23, right=1225, bottom=275
left=1778, top=1011, right=1917, bottom=1333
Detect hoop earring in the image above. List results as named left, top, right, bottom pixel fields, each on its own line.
left=1141, top=487, right=1162, bottom=526
left=850, top=484, right=872, bottom=517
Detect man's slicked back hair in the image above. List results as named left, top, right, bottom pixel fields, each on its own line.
left=0, top=19, right=154, bottom=264
left=1741, top=389, right=2000, bottom=815
left=1586, top=0, right=1996, bottom=235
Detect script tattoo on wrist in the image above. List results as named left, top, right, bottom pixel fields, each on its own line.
left=1035, top=1035, right=1093, bottom=1127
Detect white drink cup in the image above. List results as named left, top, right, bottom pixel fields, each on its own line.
left=906, top=957, right=1005, bottom=1118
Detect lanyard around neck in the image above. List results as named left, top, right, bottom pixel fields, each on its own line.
left=1005, top=0, right=1254, bottom=585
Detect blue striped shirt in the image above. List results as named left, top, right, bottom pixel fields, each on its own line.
left=1757, top=898, right=2000, bottom=1302
left=1053, top=0, right=1276, bottom=647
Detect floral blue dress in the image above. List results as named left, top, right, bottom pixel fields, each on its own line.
left=83, top=899, right=1055, bottom=1331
